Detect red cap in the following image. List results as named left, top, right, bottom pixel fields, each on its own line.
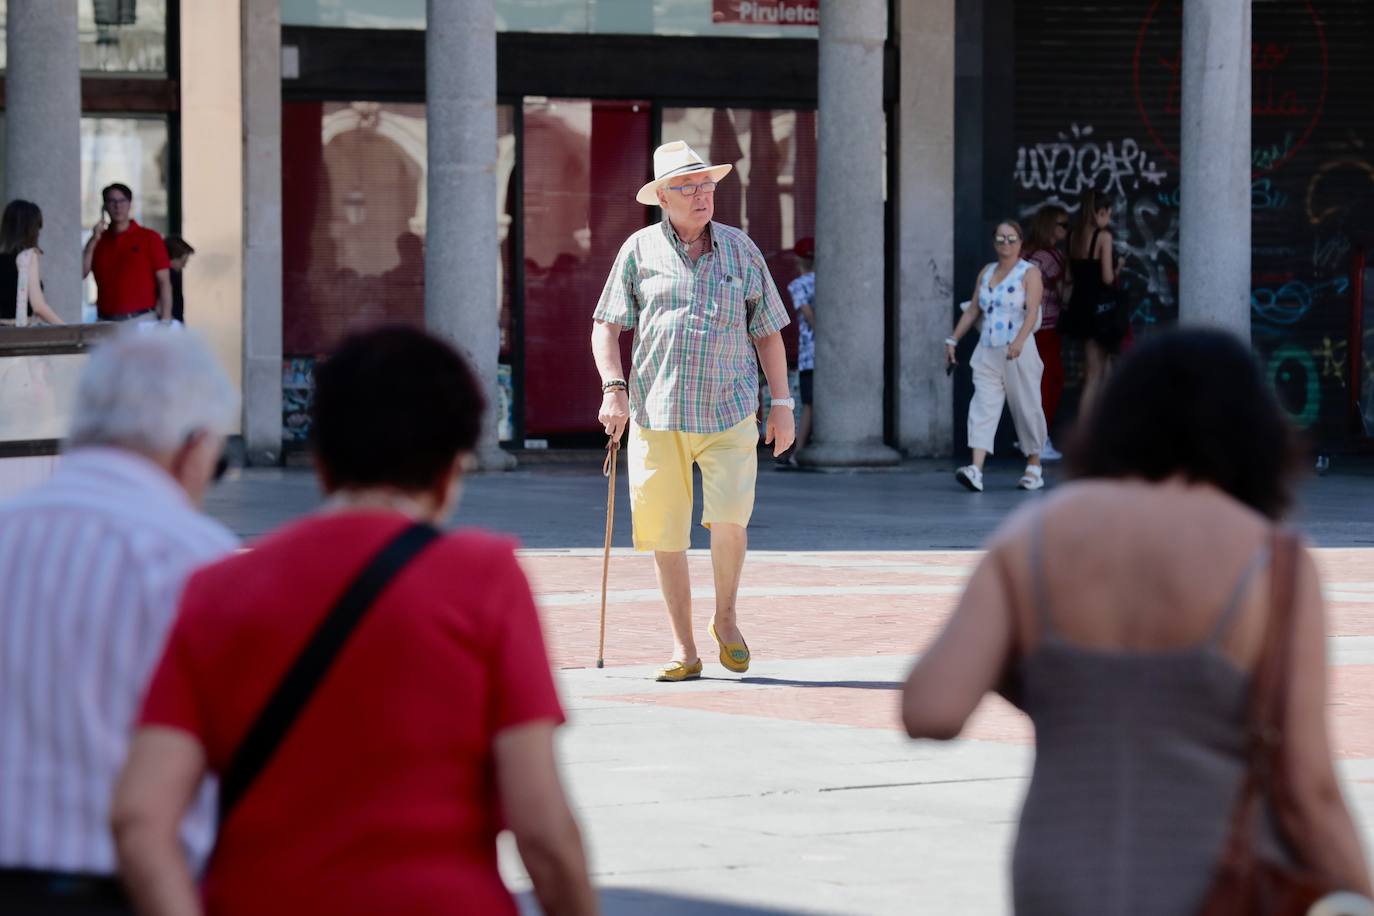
left=793, top=237, right=815, bottom=259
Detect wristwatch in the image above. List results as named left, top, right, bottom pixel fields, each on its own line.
left=770, top=397, right=795, bottom=409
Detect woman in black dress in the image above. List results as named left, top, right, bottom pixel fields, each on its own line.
left=1062, top=189, right=1121, bottom=422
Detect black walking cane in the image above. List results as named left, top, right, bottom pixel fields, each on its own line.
left=596, top=433, right=620, bottom=669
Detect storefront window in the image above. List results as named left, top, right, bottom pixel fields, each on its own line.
left=0, top=0, right=168, bottom=72
left=521, top=97, right=649, bottom=438
left=280, top=101, right=516, bottom=442
left=281, top=0, right=818, bottom=38
left=661, top=106, right=817, bottom=366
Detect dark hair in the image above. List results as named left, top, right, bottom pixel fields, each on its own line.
left=311, top=326, right=485, bottom=492
left=1074, top=188, right=1111, bottom=238
left=101, top=183, right=133, bottom=202
left=0, top=200, right=43, bottom=255
left=164, top=236, right=195, bottom=260
left=1025, top=205, right=1068, bottom=253
left=1067, top=328, right=1304, bottom=519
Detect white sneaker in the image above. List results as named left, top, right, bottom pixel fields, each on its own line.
left=1041, top=439, right=1063, bottom=462
left=955, top=465, right=984, bottom=492
left=1018, top=465, right=1045, bottom=491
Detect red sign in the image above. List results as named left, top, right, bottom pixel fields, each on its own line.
left=712, top=0, right=819, bottom=27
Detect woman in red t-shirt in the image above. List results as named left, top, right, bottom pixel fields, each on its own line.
left=111, top=327, right=598, bottom=916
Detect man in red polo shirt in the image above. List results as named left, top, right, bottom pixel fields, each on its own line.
left=83, top=183, right=173, bottom=322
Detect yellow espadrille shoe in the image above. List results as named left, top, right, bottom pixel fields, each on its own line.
left=655, top=659, right=703, bottom=682
left=708, top=622, right=750, bottom=673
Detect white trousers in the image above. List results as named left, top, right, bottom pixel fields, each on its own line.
left=967, top=339, right=1048, bottom=456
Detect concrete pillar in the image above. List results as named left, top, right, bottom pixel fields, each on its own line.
left=802, top=0, right=901, bottom=467
left=241, top=0, right=283, bottom=465
left=896, top=0, right=955, bottom=457
left=1178, top=0, right=1251, bottom=338
left=425, top=0, right=514, bottom=470
left=5, top=0, right=82, bottom=324
left=181, top=0, right=245, bottom=436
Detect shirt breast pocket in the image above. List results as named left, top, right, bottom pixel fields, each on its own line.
left=709, top=272, right=746, bottom=328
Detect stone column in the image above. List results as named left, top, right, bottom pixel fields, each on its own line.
left=241, top=0, right=283, bottom=465
left=6, top=0, right=82, bottom=323
left=181, top=0, right=245, bottom=436
left=1178, top=0, right=1251, bottom=337
left=425, top=0, right=514, bottom=469
left=801, top=0, right=900, bottom=467
left=896, top=0, right=955, bottom=457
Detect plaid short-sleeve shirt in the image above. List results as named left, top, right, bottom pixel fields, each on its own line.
left=593, top=220, right=790, bottom=433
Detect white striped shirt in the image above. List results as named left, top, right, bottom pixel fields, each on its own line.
left=0, top=447, right=238, bottom=874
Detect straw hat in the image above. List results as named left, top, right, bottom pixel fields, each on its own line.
left=636, top=141, right=733, bottom=206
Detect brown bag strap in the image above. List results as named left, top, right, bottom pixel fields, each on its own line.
left=1218, top=529, right=1301, bottom=868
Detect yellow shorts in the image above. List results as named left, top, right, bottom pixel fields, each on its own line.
left=627, top=416, right=759, bottom=552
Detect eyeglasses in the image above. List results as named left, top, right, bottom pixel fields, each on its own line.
left=994, top=234, right=1020, bottom=245
left=665, top=181, right=717, bottom=197
left=1056, top=222, right=1069, bottom=228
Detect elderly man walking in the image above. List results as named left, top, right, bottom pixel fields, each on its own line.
left=0, top=329, right=238, bottom=915
left=591, top=140, right=793, bottom=682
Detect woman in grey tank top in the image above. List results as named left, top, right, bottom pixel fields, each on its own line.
left=902, top=329, right=1371, bottom=914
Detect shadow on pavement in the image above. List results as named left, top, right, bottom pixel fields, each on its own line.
left=738, top=677, right=901, bottom=690
left=521, top=889, right=824, bottom=915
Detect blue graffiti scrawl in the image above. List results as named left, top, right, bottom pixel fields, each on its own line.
left=1252, top=277, right=1350, bottom=331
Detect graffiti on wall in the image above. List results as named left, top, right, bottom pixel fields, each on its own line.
left=1010, top=0, right=1374, bottom=443
left=1015, top=123, right=1180, bottom=327
left=1013, top=123, right=1169, bottom=198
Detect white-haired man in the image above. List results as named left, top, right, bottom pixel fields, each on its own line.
left=0, top=329, right=239, bottom=914
left=591, top=140, right=793, bottom=682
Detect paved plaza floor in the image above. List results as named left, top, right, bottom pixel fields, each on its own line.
left=205, top=456, right=1374, bottom=914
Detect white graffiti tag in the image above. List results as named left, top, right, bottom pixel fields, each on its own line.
left=1015, top=124, right=1170, bottom=197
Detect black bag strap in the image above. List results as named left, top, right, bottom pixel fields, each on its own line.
left=217, top=522, right=441, bottom=823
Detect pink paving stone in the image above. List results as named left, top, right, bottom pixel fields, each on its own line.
left=1330, top=665, right=1374, bottom=760
left=536, top=593, right=955, bottom=669
left=530, top=548, right=1374, bottom=759
left=602, top=686, right=1034, bottom=744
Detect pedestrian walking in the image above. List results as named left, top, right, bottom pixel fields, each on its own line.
left=945, top=219, right=1048, bottom=492
left=163, top=236, right=194, bottom=324
left=782, top=235, right=816, bottom=467
left=904, top=329, right=1374, bottom=915
left=1022, top=205, right=1068, bottom=460
left=82, top=183, right=173, bottom=322
left=590, top=140, right=793, bottom=682
left=0, top=200, right=64, bottom=326
left=112, top=326, right=597, bottom=916
left=0, top=328, right=238, bottom=916
left=1061, top=188, right=1126, bottom=421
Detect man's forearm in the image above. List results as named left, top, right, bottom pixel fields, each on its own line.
left=591, top=322, right=625, bottom=382
left=754, top=332, right=789, bottom=398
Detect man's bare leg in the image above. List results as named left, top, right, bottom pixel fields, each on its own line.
left=709, top=522, right=748, bottom=645
left=653, top=550, right=697, bottom=663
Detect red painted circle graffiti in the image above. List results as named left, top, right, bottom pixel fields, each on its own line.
left=1132, top=0, right=1328, bottom=179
